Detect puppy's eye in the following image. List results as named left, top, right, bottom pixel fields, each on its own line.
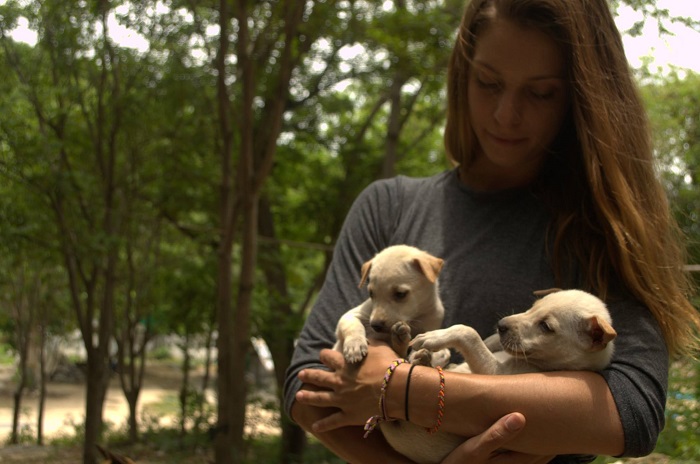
left=369, top=289, right=374, bottom=299
left=394, top=290, right=408, bottom=301
left=539, top=320, right=554, bottom=333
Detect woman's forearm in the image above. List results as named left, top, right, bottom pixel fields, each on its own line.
left=385, top=365, right=625, bottom=457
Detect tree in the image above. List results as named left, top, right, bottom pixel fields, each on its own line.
left=211, top=2, right=363, bottom=461
left=640, top=69, right=700, bottom=264
left=0, top=1, right=170, bottom=461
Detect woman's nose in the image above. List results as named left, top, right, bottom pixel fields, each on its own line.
left=494, top=92, right=522, bottom=126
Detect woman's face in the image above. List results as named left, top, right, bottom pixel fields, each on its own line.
left=464, top=18, right=570, bottom=190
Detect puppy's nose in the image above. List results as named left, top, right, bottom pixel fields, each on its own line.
left=497, top=321, right=509, bottom=336
left=371, top=322, right=387, bottom=333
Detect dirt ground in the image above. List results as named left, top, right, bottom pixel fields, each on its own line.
left=0, top=361, right=219, bottom=463
left=1, top=364, right=184, bottom=432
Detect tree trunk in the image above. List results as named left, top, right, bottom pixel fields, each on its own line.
left=257, top=195, right=311, bottom=463
left=37, top=323, right=47, bottom=445
left=213, top=0, right=238, bottom=460
left=83, top=350, right=109, bottom=464
left=11, top=376, right=26, bottom=445
left=127, top=391, right=139, bottom=443
left=199, top=323, right=214, bottom=425
left=382, top=72, right=408, bottom=179
left=179, top=333, right=191, bottom=448
left=117, top=322, right=149, bottom=444
left=10, top=273, right=34, bottom=445
left=229, top=194, right=258, bottom=463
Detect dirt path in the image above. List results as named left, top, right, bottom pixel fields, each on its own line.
left=0, top=362, right=195, bottom=440
left=0, top=361, right=280, bottom=463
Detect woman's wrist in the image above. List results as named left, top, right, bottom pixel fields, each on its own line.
left=383, top=363, right=410, bottom=420
left=385, top=364, right=446, bottom=428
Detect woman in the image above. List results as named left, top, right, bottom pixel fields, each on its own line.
left=284, top=0, right=700, bottom=462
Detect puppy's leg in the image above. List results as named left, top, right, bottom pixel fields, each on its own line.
left=408, top=347, right=451, bottom=367
left=411, top=325, right=502, bottom=374
left=390, top=321, right=411, bottom=359
left=335, top=302, right=372, bottom=364
left=409, top=348, right=433, bottom=366
left=483, top=333, right=503, bottom=352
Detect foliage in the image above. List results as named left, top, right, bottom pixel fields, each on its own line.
left=0, top=0, right=699, bottom=462
left=640, top=70, right=700, bottom=262
left=655, top=358, right=700, bottom=460
left=611, top=0, right=700, bottom=37
left=0, top=343, right=15, bottom=364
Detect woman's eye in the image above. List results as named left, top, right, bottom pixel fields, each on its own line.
left=529, top=87, right=556, bottom=100
left=474, top=72, right=501, bottom=90
left=477, top=77, right=500, bottom=90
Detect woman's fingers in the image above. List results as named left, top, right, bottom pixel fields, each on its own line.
left=295, top=386, right=338, bottom=407
left=319, top=348, right=346, bottom=370
left=298, top=367, right=338, bottom=389
left=442, top=413, right=527, bottom=464
left=475, top=412, right=526, bottom=454
left=312, top=410, right=354, bottom=432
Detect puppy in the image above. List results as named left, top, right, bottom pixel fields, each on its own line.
left=333, top=245, right=446, bottom=364
left=382, top=289, right=617, bottom=464
left=412, top=289, right=617, bottom=374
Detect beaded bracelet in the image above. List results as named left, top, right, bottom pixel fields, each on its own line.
left=363, top=358, right=408, bottom=438
left=426, top=365, right=445, bottom=434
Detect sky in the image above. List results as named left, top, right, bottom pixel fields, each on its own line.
left=3, top=1, right=700, bottom=73
left=616, top=0, right=700, bottom=73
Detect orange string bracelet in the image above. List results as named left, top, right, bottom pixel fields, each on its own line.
left=426, top=365, right=445, bottom=434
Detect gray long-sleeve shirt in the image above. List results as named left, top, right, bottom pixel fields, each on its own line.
left=284, top=169, right=668, bottom=460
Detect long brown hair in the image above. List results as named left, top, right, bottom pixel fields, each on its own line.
left=444, top=0, right=700, bottom=357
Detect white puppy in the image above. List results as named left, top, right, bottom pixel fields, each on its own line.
left=412, top=289, right=617, bottom=374
left=333, top=245, right=446, bottom=364
left=383, top=289, right=617, bottom=464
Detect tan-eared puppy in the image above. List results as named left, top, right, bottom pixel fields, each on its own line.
left=411, top=289, right=617, bottom=375
left=384, top=289, right=617, bottom=464
left=333, top=245, right=446, bottom=363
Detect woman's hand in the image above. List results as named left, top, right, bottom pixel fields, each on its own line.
left=442, top=413, right=554, bottom=464
left=295, top=341, right=399, bottom=432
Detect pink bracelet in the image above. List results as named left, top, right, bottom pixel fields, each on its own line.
left=426, top=365, right=445, bottom=434
left=363, top=358, right=408, bottom=438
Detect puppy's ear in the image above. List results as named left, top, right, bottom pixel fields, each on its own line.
left=413, top=256, right=444, bottom=283
left=583, top=316, right=617, bottom=352
left=533, top=288, right=562, bottom=297
left=359, top=259, right=373, bottom=288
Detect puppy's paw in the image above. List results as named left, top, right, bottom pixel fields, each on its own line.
left=431, top=348, right=451, bottom=367
left=410, top=328, right=451, bottom=352
left=391, top=321, right=411, bottom=344
left=409, top=348, right=433, bottom=366
left=343, top=336, right=368, bottom=364
left=391, top=321, right=411, bottom=358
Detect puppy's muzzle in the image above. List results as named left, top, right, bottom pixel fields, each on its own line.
left=497, top=321, right=519, bottom=351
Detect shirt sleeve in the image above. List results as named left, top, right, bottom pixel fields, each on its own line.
left=283, top=178, right=403, bottom=418
left=601, top=298, right=668, bottom=457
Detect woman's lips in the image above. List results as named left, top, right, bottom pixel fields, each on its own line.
left=489, top=132, right=527, bottom=145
